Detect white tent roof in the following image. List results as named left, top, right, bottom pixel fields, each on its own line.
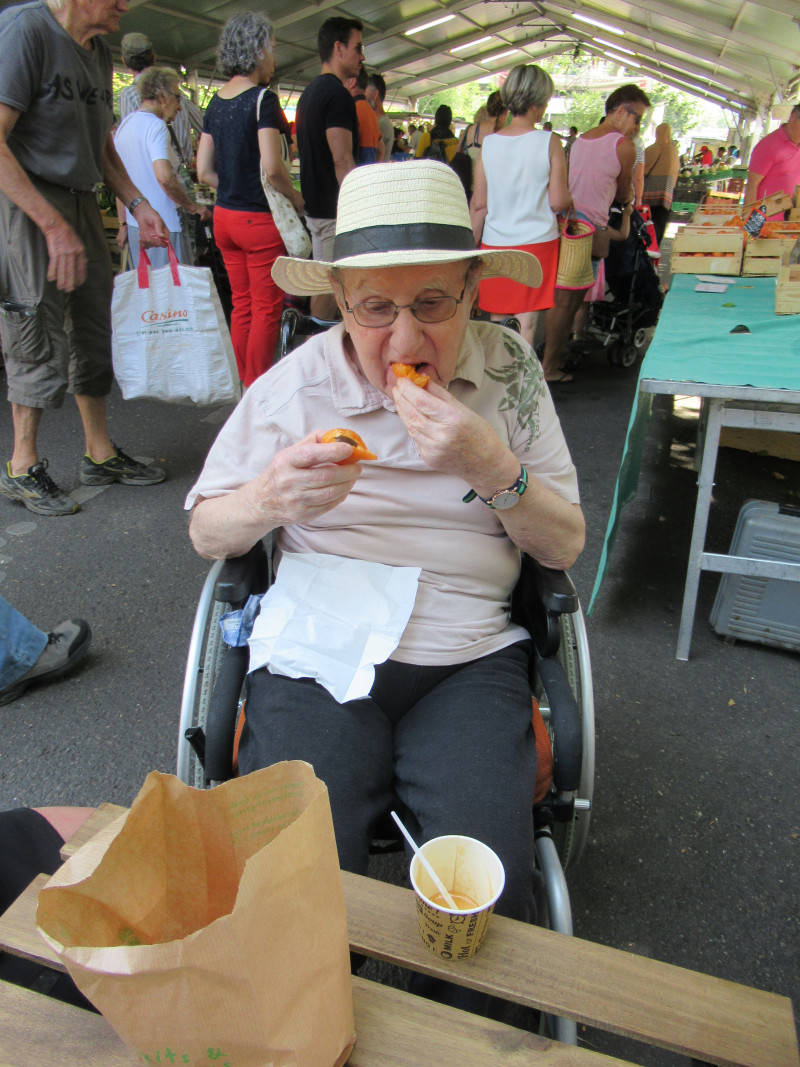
left=5, top=0, right=797, bottom=117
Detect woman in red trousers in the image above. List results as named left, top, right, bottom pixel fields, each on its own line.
left=197, top=12, right=304, bottom=387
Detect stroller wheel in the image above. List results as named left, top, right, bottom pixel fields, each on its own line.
left=633, top=327, right=649, bottom=349
left=618, top=342, right=639, bottom=368
left=607, top=344, right=622, bottom=366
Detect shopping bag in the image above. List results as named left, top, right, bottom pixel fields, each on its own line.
left=111, top=246, right=241, bottom=405
left=556, top=209, right=595, bottom=289
left=37, top=763, right=356, bottom=1067
left=258, top=90, right=311, bottom=260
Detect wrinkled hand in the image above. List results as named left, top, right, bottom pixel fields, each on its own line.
left=196, top=205, right=213, bottom=223
left=392, top=378, right=515, bottom=492
left=44, top=218, right=87, bottom=292
left=115, top=225, right=128, bottom=251
left=245, top=431, right=364, bottom=527
left=135, top=203, right=170, bottom=249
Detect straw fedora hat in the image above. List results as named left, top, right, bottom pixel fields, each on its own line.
left=271, top=160, right=542, bottom=296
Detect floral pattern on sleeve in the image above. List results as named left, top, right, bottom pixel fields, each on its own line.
left=483, top=331, right=546, bottom=452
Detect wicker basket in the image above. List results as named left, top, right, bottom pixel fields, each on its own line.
left=556, top=212, right=595, bottom=289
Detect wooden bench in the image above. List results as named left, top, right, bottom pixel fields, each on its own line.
left=0, top=804, right=797, bottom=1067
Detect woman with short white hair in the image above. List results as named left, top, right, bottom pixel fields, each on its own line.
left=114, top=67, right=212, bottom=269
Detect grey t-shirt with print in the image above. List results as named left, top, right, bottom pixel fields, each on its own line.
left=0, top=1, right=114, bottom=189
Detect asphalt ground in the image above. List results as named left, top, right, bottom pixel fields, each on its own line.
left=1, top=277, right=798, bottom=1061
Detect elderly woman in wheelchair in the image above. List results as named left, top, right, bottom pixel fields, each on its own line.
left=185, top=161, right=585, bottom=966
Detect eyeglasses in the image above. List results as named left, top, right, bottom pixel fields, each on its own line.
left=622, top=105, right=643, bottom=126
left=342, top=278, right=469, bottom=328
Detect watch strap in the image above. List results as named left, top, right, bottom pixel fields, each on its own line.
left=128, top=196, right=148, bottom=214
left=462, top=465, right=528, bottom=508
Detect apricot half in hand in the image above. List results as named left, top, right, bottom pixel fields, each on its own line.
left=391, top=362, right=430, bottom=388
left=321, top=428, right=377, bottom=464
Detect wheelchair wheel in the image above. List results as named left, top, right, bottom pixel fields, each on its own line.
left=538, top=607, right=595, bottom=871
left=177, top=559, right=230, bottom=788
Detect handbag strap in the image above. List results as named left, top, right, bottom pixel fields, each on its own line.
left=258, top=89, right=293, bottom=184
left=166, top=122, right=188, bottom=167
left=645, top=148, right=663, bottom=178
left=136, top=244, right=181, bottom=290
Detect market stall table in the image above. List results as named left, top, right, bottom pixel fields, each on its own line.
left=589, top=274, right=800, bottom=659
left=0, top=804, right=798, bottom=1066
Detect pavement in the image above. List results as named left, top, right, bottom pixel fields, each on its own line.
left=1, top=289, right=798, bottom=1062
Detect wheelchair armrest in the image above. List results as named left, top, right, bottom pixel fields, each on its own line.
left=537, top=656, right=583, bottom=793
left=202, top=646, right=249, bottom=782
left=214, top=540, right=270, bottom=607
left=524, top=555, right=578, bottom=615
left=511, top=554, right=578, bottom=659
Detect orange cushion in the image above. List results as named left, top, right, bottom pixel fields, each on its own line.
left=531, top=697, right=554, bottom=805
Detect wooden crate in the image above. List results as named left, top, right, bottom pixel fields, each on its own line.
left=671, top=228, right=744, bottom=274
left=692, top=204, right=739, bottom=225
left=775, top=264, right=800, bottom=314
left=742, top=234, right=798, bottom=276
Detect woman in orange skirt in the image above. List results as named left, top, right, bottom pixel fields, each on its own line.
left=470, top=64, right=570, bottom=356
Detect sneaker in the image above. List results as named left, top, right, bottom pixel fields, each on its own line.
left=0, top=460, right=79, bottom=516
left=80, top=444, right=165, bottom=486
left=0, top=618, right=92, bottom=706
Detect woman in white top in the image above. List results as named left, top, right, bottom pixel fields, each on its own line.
left=114, top=67, right=211, bottom=269
left=470, top=65, right=570, bottom=350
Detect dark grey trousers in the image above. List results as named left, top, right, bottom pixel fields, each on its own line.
left=239, top=640, right=538, bottom=924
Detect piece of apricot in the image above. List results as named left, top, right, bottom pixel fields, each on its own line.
left=321, top=428, right=377, bottom=464
left=391, top=362, right=430, bottom=388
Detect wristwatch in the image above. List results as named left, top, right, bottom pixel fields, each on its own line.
left=462, top=466, right=528, bottom=510
left=128, top=196, right=148, bottom=214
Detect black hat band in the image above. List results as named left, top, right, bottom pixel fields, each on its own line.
left=333, top=222, right=475, bottom=261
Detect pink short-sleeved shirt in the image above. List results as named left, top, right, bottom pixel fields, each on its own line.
left=748, top=125, right=800, bottom=217
left=186, top=322, right=580, bottom=666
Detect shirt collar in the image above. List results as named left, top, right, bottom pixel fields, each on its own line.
left=324, top=321, right=485, bottom=417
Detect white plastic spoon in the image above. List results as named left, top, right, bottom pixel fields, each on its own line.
left=390, top=810, right=458, bottom=910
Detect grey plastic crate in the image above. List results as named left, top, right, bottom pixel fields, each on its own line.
left=710, top=500, right=800, bottom=652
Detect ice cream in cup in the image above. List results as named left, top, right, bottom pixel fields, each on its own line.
left=409, top=835, right=505, bottom=960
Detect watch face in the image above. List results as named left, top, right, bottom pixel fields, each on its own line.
left=491, top=490, right=520, bottom=510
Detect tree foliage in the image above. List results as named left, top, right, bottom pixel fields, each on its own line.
left=416, top=81, right=497, bottom=123
left=645, top=85, right=701, bottom=137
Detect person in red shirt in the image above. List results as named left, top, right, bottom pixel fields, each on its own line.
left=746, top=104, right=800, bottom=218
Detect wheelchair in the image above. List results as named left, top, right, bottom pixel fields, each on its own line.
left=177, top=310, right=595, bottom=1045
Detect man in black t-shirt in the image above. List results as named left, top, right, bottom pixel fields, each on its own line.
left=297, top=16, right=363, bottom=317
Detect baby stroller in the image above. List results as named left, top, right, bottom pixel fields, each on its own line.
left=565, top=207, right=664, bottom=369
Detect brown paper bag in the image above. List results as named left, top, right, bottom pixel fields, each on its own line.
left=37, top=762, right=355, bottom=1067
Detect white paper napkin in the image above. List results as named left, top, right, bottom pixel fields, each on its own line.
left=248, top=551, right=421, bottom=703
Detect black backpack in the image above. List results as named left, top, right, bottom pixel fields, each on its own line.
left=422, top=138, right=450, bottom=163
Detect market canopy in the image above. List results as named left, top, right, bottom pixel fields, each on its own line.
left=6, top=0, right=798, bottom=117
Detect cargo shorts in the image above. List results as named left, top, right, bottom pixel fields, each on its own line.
left=0, top=178, right=114, bottom=409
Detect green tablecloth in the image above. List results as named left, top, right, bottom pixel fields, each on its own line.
left=587, top=274, right=800, bottom=612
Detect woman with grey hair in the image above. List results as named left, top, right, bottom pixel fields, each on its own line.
left=114, top=67, right=212, bottom=269
left=470, top=64, right=570, bottom=357
left=197, top=12, right=304, bottom=386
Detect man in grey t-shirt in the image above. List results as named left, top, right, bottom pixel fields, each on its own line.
left=0, top=0, right=170, bottom=516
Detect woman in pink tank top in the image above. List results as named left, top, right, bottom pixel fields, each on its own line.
left=541, top=84, right=650, bottom=383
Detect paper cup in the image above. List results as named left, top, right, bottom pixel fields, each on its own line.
left=409, top=835, right=505, bottom=960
